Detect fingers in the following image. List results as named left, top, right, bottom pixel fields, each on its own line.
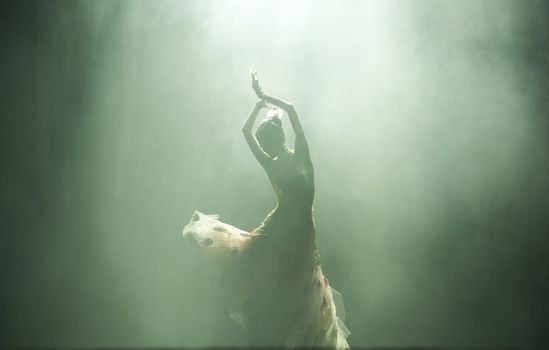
left=250, top=68, right=258, bottom=81
left=250, top=68, right=263, bottom=97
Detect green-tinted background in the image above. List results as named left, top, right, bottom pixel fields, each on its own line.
left=1, top=0, right=548, bottom=348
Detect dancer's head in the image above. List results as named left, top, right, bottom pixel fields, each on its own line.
left=256, top=108, right=285, bottom=157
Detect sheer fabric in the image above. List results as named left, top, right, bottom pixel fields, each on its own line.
left=183, top=211, right=351, bottom=349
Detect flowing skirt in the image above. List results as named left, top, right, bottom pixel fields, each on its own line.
left=182, top=210, right=351, bottom=349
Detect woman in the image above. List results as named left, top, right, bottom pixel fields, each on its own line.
left=183, top=71, right=350, bottom=348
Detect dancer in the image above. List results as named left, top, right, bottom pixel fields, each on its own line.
left=183, top=70, right=350, bottom=348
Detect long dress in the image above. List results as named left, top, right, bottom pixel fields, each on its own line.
left=182, top=145, right=351, bottom=348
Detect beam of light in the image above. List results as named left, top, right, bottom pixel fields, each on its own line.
left=38, top=0, right=544, bottom=348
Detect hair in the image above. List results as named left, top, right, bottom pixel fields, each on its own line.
left=256, top=115, right=285, bottom=153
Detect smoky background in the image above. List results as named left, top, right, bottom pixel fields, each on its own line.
left=1, top=0, right=548, bottom=348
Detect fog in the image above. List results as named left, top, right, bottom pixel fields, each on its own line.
left=2, top=0, right=549, bottom=348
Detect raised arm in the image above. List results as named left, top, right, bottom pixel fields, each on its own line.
left=242, top=100, right=272, bottom=167
left=251, top=71, right=310, bottom=159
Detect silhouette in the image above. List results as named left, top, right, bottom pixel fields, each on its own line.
left=183, top=71, right=350, bottom=348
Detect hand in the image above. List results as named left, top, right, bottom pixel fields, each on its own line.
left=250, top=68, right=264, bottom=98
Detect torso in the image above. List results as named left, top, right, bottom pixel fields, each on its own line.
left=265, top=150, right=315, bottom=209
left=241, top=150, right=319, bottom=345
